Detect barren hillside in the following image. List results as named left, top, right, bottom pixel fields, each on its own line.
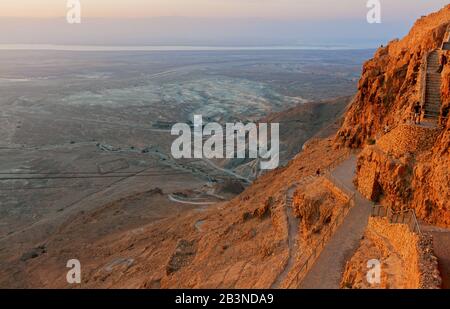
left=1, top=5, right=449, bottom=289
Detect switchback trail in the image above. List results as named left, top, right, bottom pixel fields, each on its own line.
left=299, top=155, right=373, bottom=289
left=271, top=184, right=301, bottom=288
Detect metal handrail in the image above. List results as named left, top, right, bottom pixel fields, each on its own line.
left=371, top=205, right=422, bottom=235
left=284, top=191, right=356, bottom=288
left=323, top=148, right=357, bottom=174
left=325, top=172, right=354, bottom=198
left=279, top=150, right=361, bottom=288
left=420, top=51, right=429, bottom=112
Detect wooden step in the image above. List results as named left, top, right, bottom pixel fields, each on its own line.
left=425, top=102, right=440, bottom=105
left=423, top=113, right=439, bottom=118
left=423, top=116, right=439, bottom=121
left=424, top=108, right=441, bottom=113
left=425, top=104, right=441, bottom=107
left=422, top=51, right=443, bottom=120
left=424, top=110, right=440, bottom=115
left=424, top=107, right=441, bottom=111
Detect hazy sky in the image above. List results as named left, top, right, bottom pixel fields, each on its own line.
left=0, top=1, right=448, bottom=47
left=1, top=0, right=448, bottom=20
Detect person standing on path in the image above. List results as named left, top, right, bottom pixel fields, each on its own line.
left=413, top=102, right=421, bottom=124
left=437, top=53, right=447, bottom=73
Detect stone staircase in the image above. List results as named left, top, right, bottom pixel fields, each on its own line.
left=422, top=50, right=442, bottom=122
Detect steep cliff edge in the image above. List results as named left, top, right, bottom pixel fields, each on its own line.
left=3, top=6, right=450, bottom=289
left=336, top=6, right=450, bottom=146
left=337, top=5, right=450, bottom=227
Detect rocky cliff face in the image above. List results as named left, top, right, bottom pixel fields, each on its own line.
left=4, top=6, right=449, bottom=290
left=341, top=217, right=441, bottom=289
left=337, top=6, right=450, bottom=146
left=336, top=5, right=450, bottom=227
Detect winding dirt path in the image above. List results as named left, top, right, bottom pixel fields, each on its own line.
left=271, top=185, right=300, bottom=288
left=201, top=158, right=252, bottom=184
left=299, top=155, right=373, bottom=289
left=168, top=194, right=217, bottom=205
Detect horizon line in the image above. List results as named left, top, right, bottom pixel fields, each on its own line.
left=0, top=44, right=378, bottom=52
left=0, top=16, right=412, bottom=22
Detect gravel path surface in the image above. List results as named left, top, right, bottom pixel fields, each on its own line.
left=299, top=155, right=373, bottom=289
